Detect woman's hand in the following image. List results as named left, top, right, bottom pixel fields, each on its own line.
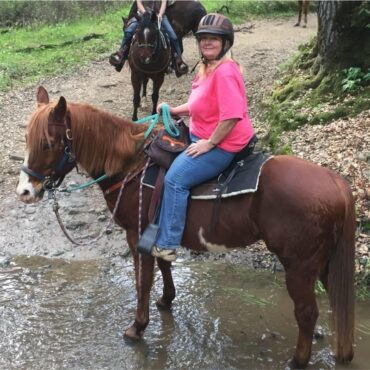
left=186, top=139, right=214, bottom=158
left=157, top=102, right=170, bottom=114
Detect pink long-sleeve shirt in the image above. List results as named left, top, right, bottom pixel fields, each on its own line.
left=188, top=60, right=254, bottom=152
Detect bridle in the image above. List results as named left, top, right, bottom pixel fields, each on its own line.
left=21, top=115, right=77, bottom=191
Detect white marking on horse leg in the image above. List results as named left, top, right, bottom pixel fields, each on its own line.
left=198, top=227, right=228, bottom=253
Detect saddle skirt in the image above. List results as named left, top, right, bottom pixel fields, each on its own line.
left=142, top=152, right=272, bottom=200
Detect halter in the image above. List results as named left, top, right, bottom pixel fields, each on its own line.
left=21, top=116, right=76, bottom=191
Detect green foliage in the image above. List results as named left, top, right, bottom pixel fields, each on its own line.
left=314, top=280, right=326, bottom=296
left=0, top=6, right=130, bottom=91
left=263, top=36, right=370, bottom=152
left=342, top=67, right=370, bottom=92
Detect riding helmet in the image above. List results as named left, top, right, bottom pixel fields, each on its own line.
left=195, top=13, right=234, bottom=60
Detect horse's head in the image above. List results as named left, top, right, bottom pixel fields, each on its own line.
left=134, top=10, right=159, bottom=64
left=16, top=86, right=76, bottom=203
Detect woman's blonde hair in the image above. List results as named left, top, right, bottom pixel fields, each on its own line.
left=197, top=50, right=243, bottom=78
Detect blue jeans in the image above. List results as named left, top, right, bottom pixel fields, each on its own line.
left=156, top=136, right=235, bottom=249
left=120, top=15, right=182, bottom=56
left=120, top=20, right=138, bottom=49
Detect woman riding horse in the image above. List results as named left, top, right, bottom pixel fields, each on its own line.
left=109, top=0, right=188, bottom=75
left=152, top=13, right=255, bottom=261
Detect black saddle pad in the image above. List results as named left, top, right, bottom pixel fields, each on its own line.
left=142, top=152, right=272, bottom=200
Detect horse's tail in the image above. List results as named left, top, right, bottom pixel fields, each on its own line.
left=327, top=178, right=355, bottom=363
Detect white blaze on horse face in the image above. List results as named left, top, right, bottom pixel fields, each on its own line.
left=198, top=227, right=228, bottom=253
left=16, top=152, right=38, bottom=203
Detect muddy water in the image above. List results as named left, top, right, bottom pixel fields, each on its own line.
left=0, top=257, right=369, bottom=369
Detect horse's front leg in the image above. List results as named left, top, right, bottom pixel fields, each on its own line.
left=156, top=258, right=176, bottom=309
left=142, top=77, right=149, bottom=99
left=124, top=230, right=155, bottom=340
left=131, top=73, right=142, bottom=121
left=151, top=74, right=165, bottom=115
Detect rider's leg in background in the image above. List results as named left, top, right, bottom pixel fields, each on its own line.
left=109, top=20, right=138, bottom=71
left=161, top=15, right=188, bottom=75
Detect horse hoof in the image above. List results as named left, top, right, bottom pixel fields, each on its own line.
left=124, top=325, right=144, bottom=341
left=156, top=297, right=172, bottom=310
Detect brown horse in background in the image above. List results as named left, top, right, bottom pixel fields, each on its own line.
left=127, top=0, right=207, bottom=53
left=128, top=10, right=171, bottom=121
left=295, top=0, right=310, bottom=28
left=17, top=87, right=355, bottom=369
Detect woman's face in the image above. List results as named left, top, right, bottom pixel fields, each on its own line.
left=198, top=34, right=223, bottom=61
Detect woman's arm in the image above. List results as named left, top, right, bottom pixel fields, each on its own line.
left=186, top=118, right=238, bottom=158
left=137, top=0, right=146, bottom=14
left=208, top=118, right=238, bottom=147
left=158, top=0, right=167, bottom=19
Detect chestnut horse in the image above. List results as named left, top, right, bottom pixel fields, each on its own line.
left=128, top=10, right=171, bottom=121
left=17, top=87, right=355, bottom=369
left=295, top=0, right=310, bottom=28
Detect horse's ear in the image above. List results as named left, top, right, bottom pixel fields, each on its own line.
left=37, top=86, right=49, bottom=106
left=53, top=96, right=67, bottom=121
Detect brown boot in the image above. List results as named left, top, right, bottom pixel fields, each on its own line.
left=109, top=49, right=126, bottom=72
left=175, top=55, right=188, bottom=77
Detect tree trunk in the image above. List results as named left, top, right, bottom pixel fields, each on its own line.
left=314, top=1, right=370, bottom=71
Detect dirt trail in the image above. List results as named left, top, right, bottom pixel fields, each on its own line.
left=3, top=16, right=353, bottom=263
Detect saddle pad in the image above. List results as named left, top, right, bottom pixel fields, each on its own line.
left=142, top=152, right=272, bottom=200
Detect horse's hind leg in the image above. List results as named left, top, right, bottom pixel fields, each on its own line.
left=285, top=268, right=318, bottom=368
left=295, top=0, right=302, bottom=26
left=303, top=1, right=309, bottom=28
left=156, top=259, right=176, bottom=309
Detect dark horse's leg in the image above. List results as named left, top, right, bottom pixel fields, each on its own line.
left=156, top=259, right=176, bottom=309
left=285, top=267, right=319, bottom=368
left=303, top=0, right=309, bottom=28
left=124, top=230, right=155, bottom=340
left=151, top=74, right=165, bottom=115
left=294, top=0, right=303, bottom=26
left=142, top=77, right=149, bottom=99
left=131, top=72, right=142, bottom=121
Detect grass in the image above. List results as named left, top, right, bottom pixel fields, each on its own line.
left=0, top=5, right=131, bottom=91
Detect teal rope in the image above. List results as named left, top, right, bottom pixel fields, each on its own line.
left=61, top=174, right=108, bottom=193
left=133, top=103, right=180, bottom=138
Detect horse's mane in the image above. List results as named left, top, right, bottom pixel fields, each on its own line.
left=27, top=102, right=148, bottom=176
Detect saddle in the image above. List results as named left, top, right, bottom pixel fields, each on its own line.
left=137, top=134, right=270, bottom=255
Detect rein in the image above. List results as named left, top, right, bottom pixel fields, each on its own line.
left=49, top=171, right=132, bottom=246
